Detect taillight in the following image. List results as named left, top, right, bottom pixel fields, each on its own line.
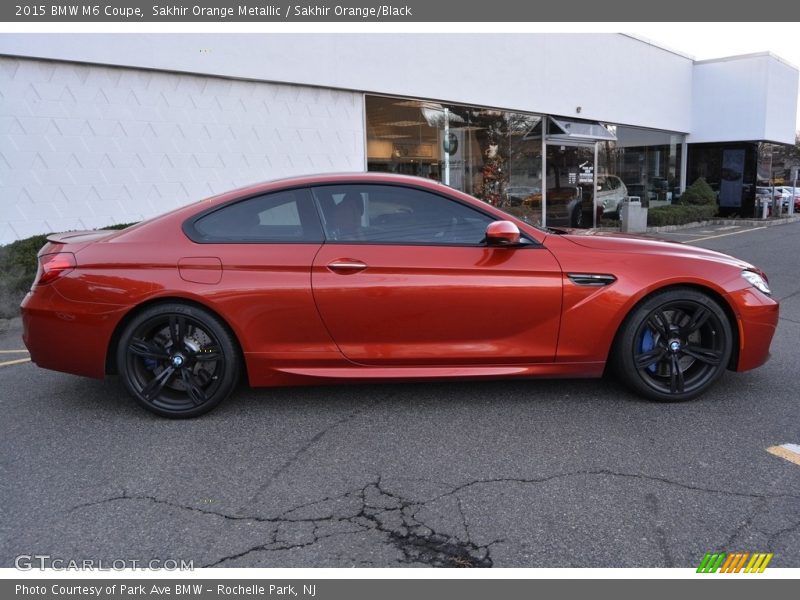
left=35, top=252, right=76, bottom=286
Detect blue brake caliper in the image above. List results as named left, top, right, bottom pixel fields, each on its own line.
left=640, top=328, right=656, bottom=373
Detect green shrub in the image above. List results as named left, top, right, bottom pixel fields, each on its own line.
left=0, top=234, right=49, bottom=319
left=0, top=223, right=137, bottom=319
left=647, top=204, right=718, bottom=227
left=678, top=177, right=716, bottom=205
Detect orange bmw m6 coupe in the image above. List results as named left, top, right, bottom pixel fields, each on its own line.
left=21, top=173, right=778, bottom=417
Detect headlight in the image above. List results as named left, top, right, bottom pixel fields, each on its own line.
left=741, top=270, right=771, bottom=295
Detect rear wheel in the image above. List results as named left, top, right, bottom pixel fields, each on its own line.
left=613, top=288, right=732, bottom=402
left=117, top=303, right=239, bottom=417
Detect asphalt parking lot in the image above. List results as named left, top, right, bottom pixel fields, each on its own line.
left=1, top=221, right=799, bottom=569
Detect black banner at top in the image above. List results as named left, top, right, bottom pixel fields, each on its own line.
left=3, top=0, right=800, bottom=22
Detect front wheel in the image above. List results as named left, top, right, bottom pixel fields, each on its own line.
left=613, top=289, right=733, bottom=402
left=117, top=303, right=240, bottom=417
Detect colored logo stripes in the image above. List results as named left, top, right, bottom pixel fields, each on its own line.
left=696, top=552, right=773, bottom=573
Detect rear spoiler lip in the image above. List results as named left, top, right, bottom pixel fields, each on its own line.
left=42, top=229, right=121, bottom=256
left=45, top=229, right=117, bottom=244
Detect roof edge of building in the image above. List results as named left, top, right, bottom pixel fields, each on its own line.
left=694, top=51, right=799, bottom=71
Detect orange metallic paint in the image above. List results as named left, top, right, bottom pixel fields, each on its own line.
left=20, top=173, right=779, bottom=390
left=312, top=243, right=562, bottom=365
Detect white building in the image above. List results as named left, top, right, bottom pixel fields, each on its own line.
left=0, top=33, right=797, bottom=243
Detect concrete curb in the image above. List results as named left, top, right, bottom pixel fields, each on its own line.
left=643, top=215, right=800, bottom=234
left=597, top=215, right=800, bottom=233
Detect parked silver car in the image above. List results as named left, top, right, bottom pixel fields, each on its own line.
left=596, top=175, right=628, bottom=218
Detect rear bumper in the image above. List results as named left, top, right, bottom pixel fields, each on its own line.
left=21, top=285, right=127, bottom=379
left=724, top=287, right=779, bottom=372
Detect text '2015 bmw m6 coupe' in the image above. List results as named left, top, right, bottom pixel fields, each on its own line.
left=22, top=173, right=778, bottom=417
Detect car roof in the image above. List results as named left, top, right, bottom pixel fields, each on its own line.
left=218, top=172, right=449, bottom=198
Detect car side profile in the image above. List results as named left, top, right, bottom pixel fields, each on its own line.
left=21, top=173, right=778, bottom=417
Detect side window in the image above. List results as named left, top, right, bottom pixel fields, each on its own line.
left=187, top=189, right=323, bottom=243
left=311, top=184, right=495, bottom=245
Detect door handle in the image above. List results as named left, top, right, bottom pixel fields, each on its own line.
left=327, top=259, right=368, bottom=274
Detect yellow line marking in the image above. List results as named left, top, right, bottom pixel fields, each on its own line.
left=0, top=357, right=31, bottom=367
left=744, top=554, right=760, bottom=572
left=766, top=445, right=800, bottom=466
left=749, top=554, right=767, bottom=573
left=0, top=349, right=29, bottom=354
left=684, top=227, right=767, bottom=243
left=759, top=553, right=773, bottom=573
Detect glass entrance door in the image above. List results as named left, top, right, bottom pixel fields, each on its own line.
left=545, top=143, right=596, bottom=228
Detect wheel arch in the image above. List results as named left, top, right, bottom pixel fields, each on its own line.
left=608, top=282, right=740, bottom=373
left=105, top=296, right=247, bottom=380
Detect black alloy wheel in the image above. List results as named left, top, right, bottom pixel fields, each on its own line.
left=117, top=303, right=240, bottom=417
left=614, top=288, right=733, bottom=401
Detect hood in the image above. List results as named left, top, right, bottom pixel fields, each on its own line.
left=557, top=228, right=755, bottom=270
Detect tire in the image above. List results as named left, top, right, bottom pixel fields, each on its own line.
left=613, top=288, right=732, bottom=402
left=117, top=302, right=240, bottom=418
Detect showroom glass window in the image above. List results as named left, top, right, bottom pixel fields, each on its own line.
left=366, top=95, right=686, bottom=228
left=311, top=184, right=496, bottom=245
left=365, top=95, right=544, bottom=225
left=597, top=126, right=684, bottom=206
left=187, top=189, right=324, bottom=243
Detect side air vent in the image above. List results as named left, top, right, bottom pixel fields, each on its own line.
left=567, top=273, right=617, bottom=286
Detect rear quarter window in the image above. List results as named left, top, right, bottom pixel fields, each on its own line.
left=185, top=189, right=323, bottom=243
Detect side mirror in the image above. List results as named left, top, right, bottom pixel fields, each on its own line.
left=485, top=220, right=521, bottom=246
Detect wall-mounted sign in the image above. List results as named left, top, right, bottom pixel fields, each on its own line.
left=579, top=161, right=594, bottom=184
left=443, top=132, right=459, bottom=155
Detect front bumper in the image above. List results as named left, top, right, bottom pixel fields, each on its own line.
left=724, top=287, right=779, bottom=372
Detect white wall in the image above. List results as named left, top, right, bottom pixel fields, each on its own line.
left=690, top=53, right=799, bottom=144
left=0, top=33, right=695, bottom=133
left=1, top=34, right=797, bottom=244
left=0, top=56, right=364, bottom=244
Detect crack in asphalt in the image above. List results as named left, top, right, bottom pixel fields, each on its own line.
left=767, top=518, right=800, bottom=548
left=776, top=287, right=800, bottom=303
left=248, top=396, right=386, bottom=504
left=778, top=316, right=800, bottom=325
left=721, top=497, right=768, bottom=550
left=71, top=477, right=497, bottom=568
left=68, top=469, right=800, bottom=568
left=203, top=475, right=499, bottom=568
left=429, top=469, right=800, bottom=502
